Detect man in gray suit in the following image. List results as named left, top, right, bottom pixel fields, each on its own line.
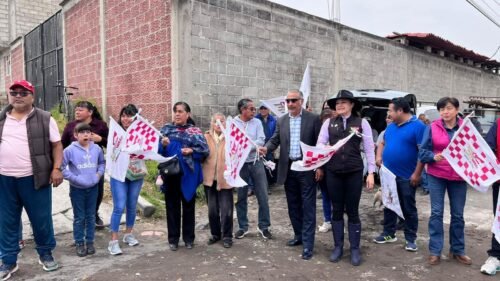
left=259, top=89, right=323, bottom=260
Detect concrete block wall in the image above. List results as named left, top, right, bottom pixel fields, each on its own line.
left=0, top=1, right=8, bottom=47
left=181, top=0, right=499, bottom=129
left=11, top=0, right=60, bottom=41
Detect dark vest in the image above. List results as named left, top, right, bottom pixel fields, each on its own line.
left=0, top=105, right=53, bottom=189
left=327, top=115, right=363, bottom=173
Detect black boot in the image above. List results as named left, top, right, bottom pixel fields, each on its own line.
left=329, top=220, right=344, bottom=262
left=348, top=223, right=362, bottom=266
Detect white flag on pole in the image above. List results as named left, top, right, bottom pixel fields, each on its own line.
left=291, top=132, right=355, bottom=171
left=105, top=117, right=130, bottom=182
left=220, top=117, right=253, bottom=187
left=442, top=118, right=500, bottom=192
left=300, top=63, right=311, bottom=109
left=260, top=96, right=288, bottom=117
left=379, top=165, right=405, bottom=219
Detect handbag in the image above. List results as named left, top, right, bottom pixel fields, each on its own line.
left=157, top=155, right=182, bottom=180
left=126, top=158, right=147, bottom=181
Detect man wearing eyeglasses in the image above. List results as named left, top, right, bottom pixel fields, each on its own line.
left=259, top=89, right=323, bottom=260
left=233, top=98, right=272, bottom=240
left=0, top=80, right=63, bottom=280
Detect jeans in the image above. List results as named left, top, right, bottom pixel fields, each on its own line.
left=319, top=177, right=332, bottom=222
left=284, top=169, right=316, bottom=250
left=488, top=183, right=500, bottom=258
left=383, top=177, right=418, bottom=243
left=235, top=161, right=271, bottom=231
left=0, top=175, right=56, bottom=265
left=96, top=176, right=104, bottom=217
left=70, top=185, right=98, bottom=244
left=421, top=170, right=429, bottom=192
left=164, top=175, right=196, bottom=244
left=326, top=170, right=363, bottom=224
left=427, top=174, right=467, bottom=256
left=206, top=181, right=234, bottom=240
left=110, top=178, right=144, bottom=232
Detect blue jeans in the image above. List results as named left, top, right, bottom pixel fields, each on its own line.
left=427, top=175, right=467, bottom=256
left=421, top=170, right=429, bottom=192
left=0, top=175, right=56, bottom=265
left=319, top=178, right=331, bottom=222
left=235, top=161, right=270, bottom=231
left=383, top=177, right=418, bottom=242
left=70, top=185, right=98, bottom=244
left=110, top=178, right=144, bottom=232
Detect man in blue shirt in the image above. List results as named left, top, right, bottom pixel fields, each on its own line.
left=373, top=98, right=425, bottom=252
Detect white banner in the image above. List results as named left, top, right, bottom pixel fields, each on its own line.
left=493, top=191, right=500, bottom=244
left=291, top=132, right=355, bottom=171
left=220, top=117, right=252, bottom=187
left=442, top=118, right=500, bottom=192
left=260, top=96, right=288, bottom=117
left=300, top=63, right=311, bottom=109
left=379, top=165, right=405, bottom=219
left=105, top=117, right=130, bottom=182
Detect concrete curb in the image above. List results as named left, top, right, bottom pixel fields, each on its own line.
left=137, top=195, right=156, bottom=218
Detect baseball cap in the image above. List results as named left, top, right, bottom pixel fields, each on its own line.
left=9, top=80, right=35, bottom=94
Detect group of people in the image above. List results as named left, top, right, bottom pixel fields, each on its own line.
left=1, top=79, right=500, bottom=280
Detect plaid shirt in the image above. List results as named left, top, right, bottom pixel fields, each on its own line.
left=289, top=112, right=302, bottom=159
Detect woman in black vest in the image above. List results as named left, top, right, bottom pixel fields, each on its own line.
left=317, top=90, right=376, bottom=266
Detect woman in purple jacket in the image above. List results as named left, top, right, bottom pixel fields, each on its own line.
left=419, top=97, right=470, bottom=266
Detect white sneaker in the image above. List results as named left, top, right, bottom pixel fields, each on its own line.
left=318, top=222, right=332, bottom=233
left=108, top=240, right=123, bottom=255
left=481, top=256, right=500, bottom=275
left=123, top=233, right=140, bottom=246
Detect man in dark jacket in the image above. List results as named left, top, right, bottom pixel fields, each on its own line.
left=260, top=89, right=322, bottom=260
left=255, top=104, right=277, bottom=186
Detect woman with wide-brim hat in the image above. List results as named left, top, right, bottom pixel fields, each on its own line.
left=317, top=90, right=376, bottom=266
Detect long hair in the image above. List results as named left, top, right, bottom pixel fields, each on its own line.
left=117, top=104, right=139, bottom=128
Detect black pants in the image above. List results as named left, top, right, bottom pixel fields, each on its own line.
left=164, top=175, right=195, bottom=245
left=488, top=182, right=500, bottom=258
left=95, top=176, right=104, bottom=217
left=326, top=169, right=363, bottom=224
left=206, top=182, right=234, bottom=240
left=284, top=169, right=316, bottom=250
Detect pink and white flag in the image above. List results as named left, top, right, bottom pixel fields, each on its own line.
left=123, top=115, right=169, bottom=162
left=105, top=117, right=130, bottom=182
left=221, top=117, right=252, bottom=187
left=442, top=118, right=500, bottom=192
left=260, top=96, right=287, bottom=117
left=291, top=132, right=355, bottom=171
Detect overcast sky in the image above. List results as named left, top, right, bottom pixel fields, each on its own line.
left=269, top=0, right=500, bottom=60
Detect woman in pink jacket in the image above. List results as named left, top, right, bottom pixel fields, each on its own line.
left=419, top=97, right=470, bottom=266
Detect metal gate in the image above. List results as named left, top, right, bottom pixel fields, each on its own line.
left=24, top=11, right=63, bottom=110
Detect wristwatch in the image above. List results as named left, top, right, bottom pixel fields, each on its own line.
left=54, top=166, right=63, bottom=171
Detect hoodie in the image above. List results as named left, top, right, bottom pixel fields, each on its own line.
left=233, top=116, right=265, bottom=163
left=62, top=141, right=105, bottom=189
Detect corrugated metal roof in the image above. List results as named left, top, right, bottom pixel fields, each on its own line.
left=387, top=33, right=500, bottom=67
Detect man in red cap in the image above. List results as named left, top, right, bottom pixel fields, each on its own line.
left=0, top=80, right=63, bottom=280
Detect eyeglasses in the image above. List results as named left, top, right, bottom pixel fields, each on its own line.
left=9, top=91, right=32, bottom=97
left=285, top=98, right=299, bottom=104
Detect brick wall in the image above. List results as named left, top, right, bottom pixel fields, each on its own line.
left=9, top=43, right=24, bottom=84
left=105, top=0, right=172, bottom=125
left=63, top=0, right=172, bottom=125
left=64, top=0, right=102, bottom=108
left=182, top=0, right=500, bottom=129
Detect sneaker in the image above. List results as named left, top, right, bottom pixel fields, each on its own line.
left=373, top=234, right=397, bottom=244
left=0, top=263, right=18, bottom=281
left=223, top=239, right=233, bottom=248
left=123, top=233, right=140, bottom=246
left=76, top=243, right=87, bottom=257
left=318, top=221, right=332, bottom=233
left=405, top=240, right=418, bottom=252
left=108, top=240, right=123, bottom=256
left=86, top=243, right=96, bottom=255
left=38, top=254, right=59, bottom=272
left=234, top=229, right=249, bottom=239
left=481, top=256, right=500, bottom=275
left=258, top=228, right=273, bottom=239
